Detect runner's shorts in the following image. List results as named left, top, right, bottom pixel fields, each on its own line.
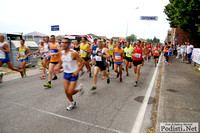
left=164, top=52, right=168, bottom=56
left=125, top=57, right=132, bottom=62
left=50, top=62, right=59, bottom=65
left=114, top=62, right=123, bottom=65
left=0, top=58, right=10, bottom=63
left=133, top=60, right=142, bottom=66
left=82, top=57, right=90, bottom=62
left=154, top=56, right=159, bottom=59
left=20, top=58, right=28, bottom=62
left=63, top=72, right=79, bottom=82
left=95, top=62, right=106, bottom=71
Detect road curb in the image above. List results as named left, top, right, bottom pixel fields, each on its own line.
left=155, top=55, right=165, bottom=133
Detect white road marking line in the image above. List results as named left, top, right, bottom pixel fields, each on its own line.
left=10, top=102, right=123, bottom=133
left=131, top=54, right=162, bottom=133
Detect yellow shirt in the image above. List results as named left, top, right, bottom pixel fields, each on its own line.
left=19, top=46, right=26, bottom=59
left=108, top=44, right=114, bottom=55
left=80, top=43, right=88, bottom=58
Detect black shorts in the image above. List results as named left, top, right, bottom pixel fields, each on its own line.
left=187, top=53, right=192, bottom=59
left=82, top=57, right=90, bottom=62
left=125, top=57, right=133, bottom=62
left=133, top=60, right=142, bottom=66
left=164, top=52, right=168, bottom=56
left=50, top=62, right=59, bottom=65
left=154, top=56, right=159, bottom=59
left=95, top=62, right=106, bottom=70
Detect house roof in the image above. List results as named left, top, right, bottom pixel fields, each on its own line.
left=24, top=31, right=47, bottom=37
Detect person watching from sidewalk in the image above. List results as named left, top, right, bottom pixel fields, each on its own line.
left=168, top=45, right=173, bottom=65
left=186, top=42, right=193, bottom=64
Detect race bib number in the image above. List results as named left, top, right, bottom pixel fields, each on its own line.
left=109, top=47, right=113, bottom=50
left=126, top=51, right=130, bottom=55
left=20, top=52, right=25, bottom=57
left=81, top=50, right=86, bottom=55
left=96, top=56, right=102, bottom=61
left=155, top=50, right=159, bottom=53
left=64, top=63, right=71, bottom=71
left=148, top=48, right=151, bottom=50
left=0, top=50, right=5, bottom=59
left=135, top=53, right=141, bottom=58
left=93, top=50, right=97, bottom=54
left=115, top=55, right=121, bottom=60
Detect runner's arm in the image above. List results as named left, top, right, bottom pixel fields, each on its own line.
left=143, top=47, right=148, bottom=56
left=73, top=52, right=85, bottom=76
left=102, top=49, right=110, bottom=58
left=0, top=43, right=10, bottom=53
left=122, top=50, right=125, bottom=58
left=131, top=47, right=136, bottom=57
left=25, top=47, right=32, bottom=58
left=86, top=45, right=92, bottom=53
left=34, top=47, right=41, bottom=54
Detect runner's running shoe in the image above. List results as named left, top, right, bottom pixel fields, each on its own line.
left=78, top=83, right=84, bottom=94
left=66, top=102, right=76, bottom=111
left=44, top=83, right=51, bottom=88
left=134, top=81, right=137, bottom=87
left=102, top=76, right=106, bottom=79
left=40, top=74, right=46, bottom=79
left=107, top=78, right=110, bottom=84
left=90, top=86, right=97, bottom=91
left=52, top=76, right=58, bottom=80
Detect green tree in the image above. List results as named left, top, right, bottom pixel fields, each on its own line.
left=146, top=37, right=160, bottom=43
left=164, top=0, right=200, bottom=45
left=126, top=34, right=137, bottom=42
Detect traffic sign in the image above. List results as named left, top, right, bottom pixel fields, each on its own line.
left=140, top=16, right=158, bottom=21
left=174, top=37, right=178, bottom=41
left=51, top=25, right=59, bottom=31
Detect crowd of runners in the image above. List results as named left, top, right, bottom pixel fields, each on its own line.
left=0, top=34, right=164, bottom=110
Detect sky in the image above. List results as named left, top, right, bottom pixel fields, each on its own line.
left=0, top=0, right=170, bottom=42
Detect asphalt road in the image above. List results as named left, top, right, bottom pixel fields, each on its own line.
left=0, top=59, right=158, bottom=133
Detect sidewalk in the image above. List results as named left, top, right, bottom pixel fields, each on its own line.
left=2, top=69, right=41, bottom=82
left=156, top=57, right=200, bottom=132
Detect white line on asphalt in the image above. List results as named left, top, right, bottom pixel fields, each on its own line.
left=131, top=54, right=162, bottom=133
left=10, top=102, right=123, bottom=133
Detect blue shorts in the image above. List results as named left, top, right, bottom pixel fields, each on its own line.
left=20, top=58, right=28, bottom=62
left=63, top=72, right=79, bottom=82
left=168, top=53, right=173, bottom=56
left=114, top=62, right=123, bottom=65
left=0, top=58, right=10, bottom=63
left=43, top=55, right=50, bottom=61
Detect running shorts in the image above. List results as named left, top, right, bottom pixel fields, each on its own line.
left=154, top=56, right=159, bottom=59
left=50, top=62, right=59, bottom=65
left=20, top=58, right=28, bottom=62
left=114, top=62, right=123, bottom=65
left=0, top=58, right=10, bottom=63
left=63, top=72, right=79, bottom=81
left=82, top=57, right=90, bottom=62
left=133, top=60, right=142, bottom=66
left=95, top=62, right=106, bottom=71
left=125, top=57, right=132, bottom=62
